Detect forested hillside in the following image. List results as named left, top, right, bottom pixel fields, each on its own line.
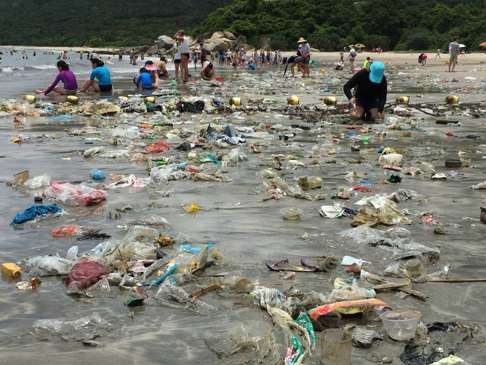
left=198, top=0, right=486, bottom=51
left=0, top=0, right=230, bottom=46
left=0, top=0, right=484, bottom=50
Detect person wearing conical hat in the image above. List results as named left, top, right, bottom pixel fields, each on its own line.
left=295, top=37, right=311, bottom=77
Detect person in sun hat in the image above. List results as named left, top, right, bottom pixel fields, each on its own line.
left=295, top=37, right=311, bottom=77
left=343, top=61, right=387, bottom=122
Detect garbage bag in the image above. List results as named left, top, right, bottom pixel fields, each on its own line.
left=65, top=258, right=110, bottom=290
left=32, top=312, right=112, bottom=342
left=24, top=255, right=73, bottom=276
left=46, top=182, right=107, bottom=206
left=176, top=100, right=205, bottom=113
left=11, top=204, right=63, bottom=224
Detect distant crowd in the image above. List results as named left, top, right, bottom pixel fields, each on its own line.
left=28, top=32, right=468, bottom=124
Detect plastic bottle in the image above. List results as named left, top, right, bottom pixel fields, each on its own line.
left=1, top=263, right=22, bottom=278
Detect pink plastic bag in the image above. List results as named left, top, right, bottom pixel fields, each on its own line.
left=145, top=140, right=170, bottom=153
left=65, top=258, right=109, bottom=290
left=47, top=181, right=107, bottom=206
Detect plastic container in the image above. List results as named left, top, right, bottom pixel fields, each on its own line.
left=380, top=309, right=421, bottom=341
left=320, top=328, right=352, bottom=365
left=1, top=263, right=22, bottom=278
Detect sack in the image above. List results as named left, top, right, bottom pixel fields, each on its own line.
left=176, top=100, right=205, bottom=113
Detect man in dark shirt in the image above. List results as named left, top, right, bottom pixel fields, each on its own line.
left=343, top=61, right=387, bottom=122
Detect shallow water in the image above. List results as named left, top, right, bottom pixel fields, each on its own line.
left=0, top=49, right=486, bottom=364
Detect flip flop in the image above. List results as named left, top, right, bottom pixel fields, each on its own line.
left=300, top=256, right=339, bottom=272
left=265, top=259, right=316, bottom=272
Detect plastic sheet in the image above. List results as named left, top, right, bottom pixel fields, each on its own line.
left=32, top=312, right=112, bottom=342
left=25, top=255, right=73, bottom=276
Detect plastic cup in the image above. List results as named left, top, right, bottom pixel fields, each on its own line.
left=380, top=309, right=421, bottom=341
left=361, top=135, right=369, bottom=145
left=319, top=328, right=352, bottom=365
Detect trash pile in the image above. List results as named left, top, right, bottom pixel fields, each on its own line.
left=1, top=65, right=486, bottom=363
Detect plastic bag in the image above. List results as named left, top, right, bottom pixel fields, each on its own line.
left=11, top=204, right=63, bottom=225
left=65, top=258, right=109, bottom=290
left=145, top=140, right=170, bottom=153
left=353, top=194, right=412, bottom=226
left=24, top=174, right=51, bottom=189
left=379, top=153, right=403, bottom=167
left=90, top=169, right=106, bottom=181
left=46, top=181, right=107, bottom=206
left=32, top=312, right=112, bottom=342
left=25, top=255, right=73, bottom=276
left=51, top=225, right=81, bottom=237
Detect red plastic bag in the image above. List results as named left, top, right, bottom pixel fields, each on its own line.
left=47, top=182, right=107, bottom=206
left=145, top=141, right=170, bottom=153
left=51, top=225, right=80, bottom=237
left=65, top=258, right=109, bottom=290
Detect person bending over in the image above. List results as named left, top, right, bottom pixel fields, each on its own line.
left=343, top=61, right=387, bottom=122
left=35, top=60, right=77, bottom=95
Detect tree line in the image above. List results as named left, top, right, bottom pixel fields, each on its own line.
left=197, top=0, right=486, bottom=51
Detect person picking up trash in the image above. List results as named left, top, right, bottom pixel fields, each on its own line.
left=343, top=61, right=387, bottom=122
left=200, top=61, right=215, bottom=81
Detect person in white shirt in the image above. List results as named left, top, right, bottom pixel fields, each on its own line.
left=448, top=39, right=460, bottom=72
left=176, top=30, right=191, bottom=82
left=296, top=37, right=311, bottom=77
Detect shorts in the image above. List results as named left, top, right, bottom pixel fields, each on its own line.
left=174, top=59, right=181, bottom=64
left=356, top=96, right=380, bottom=111
left=99, top=84, right=112, bottom=92
left=450, top=54, right=458, bottom=63
left=295, top=56, right=310, bottom=65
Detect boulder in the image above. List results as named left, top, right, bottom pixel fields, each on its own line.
left=155, top=35, right=175, bottom=50
left=223, top=31, right=236, bottom=40
left=204, top=37, right=235, bottom=52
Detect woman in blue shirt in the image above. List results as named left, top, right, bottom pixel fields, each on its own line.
left=81, top=57, right=113, bottom=93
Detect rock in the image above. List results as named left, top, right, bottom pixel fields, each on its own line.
left=352, top=326, right=383, bottom=348
left=223, top=31, right=236, bottom=40
left=155, top=35, right=175, bottom=50
left=382, top=356, right=393, bottom=364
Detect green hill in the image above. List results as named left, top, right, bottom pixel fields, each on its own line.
left=1, top=0, right=484, bottom=50
left=197, top=0, right=486, bottom=51
left=0, top=0, right=231, bottom=46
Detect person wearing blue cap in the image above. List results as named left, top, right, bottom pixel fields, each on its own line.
left=343, top=61, right=387, bottom=122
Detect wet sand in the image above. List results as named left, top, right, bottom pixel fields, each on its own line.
left=0, top=51, right=485, bottom=364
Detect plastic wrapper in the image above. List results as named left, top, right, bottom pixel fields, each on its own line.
left=106, top=174, right=150, bottom=189
left=46, top=181, right=107, bottom=206
left=309, top=299, right=390, bottom=320
left=32, top=312, right=112, bottom=342
left=24, top=174, right=51, bottom=190
left=145, top=140, right=170, bottom=153
left=24, top=255, right=73, bottom=276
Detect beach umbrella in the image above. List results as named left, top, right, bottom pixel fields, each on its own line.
left=479, top=41, right=486, bottom=48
